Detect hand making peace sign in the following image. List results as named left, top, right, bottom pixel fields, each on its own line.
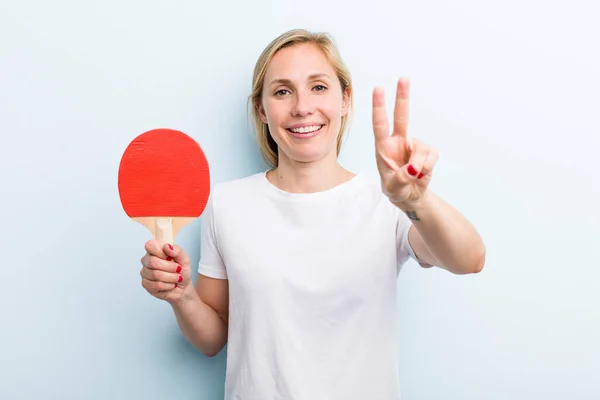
left=372, top=78, right=439, bottom=207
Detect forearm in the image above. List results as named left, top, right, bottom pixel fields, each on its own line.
left=171, top=289, right=228, bottom=357
left=395, top=190, right=486, bottom=274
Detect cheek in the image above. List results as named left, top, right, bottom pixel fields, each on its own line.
left=320, top=95, right=344, bottom=117
left=264, top=100, right=286, bottom=122
left=264, top=106, right=288, bottom=140
left=323, top=105, right=343, bottom=124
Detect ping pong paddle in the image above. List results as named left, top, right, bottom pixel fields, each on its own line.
left=118, top=128, right=210, bottom=246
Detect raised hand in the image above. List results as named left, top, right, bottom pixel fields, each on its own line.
left=372, top=78, right=439, bottom=207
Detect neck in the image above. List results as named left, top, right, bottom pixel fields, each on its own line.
left=267, top=153, right=355, bottom=194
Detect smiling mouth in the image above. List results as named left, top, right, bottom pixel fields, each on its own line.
left=286, top=125, right=324, bottom=135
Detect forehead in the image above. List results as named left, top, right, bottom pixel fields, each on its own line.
left=266, top=43, right=336, bottom=82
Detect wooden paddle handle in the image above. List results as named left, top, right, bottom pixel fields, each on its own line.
left=155, top=217, right=173, bottom=246
left=132, top=216, right=196, bottom=247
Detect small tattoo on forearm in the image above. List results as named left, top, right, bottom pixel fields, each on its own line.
left=406, top=211, right=420, bottom=221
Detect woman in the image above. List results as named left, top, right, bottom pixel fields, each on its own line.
left=140, top=29, right=485, bottom=400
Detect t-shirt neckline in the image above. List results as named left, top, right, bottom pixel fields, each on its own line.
left=260, top=170, right=365, bottom=202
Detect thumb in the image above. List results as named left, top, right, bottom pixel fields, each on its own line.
left=145, top=239, right=168, bottom=259
left=382, top=167, right=411, bottom=198
left=163, top=243, right=190, bottom=267
left=392, top=165, right=415, bottom=187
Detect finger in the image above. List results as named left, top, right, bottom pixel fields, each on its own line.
left=384, top=168, right=411, bottom=197
left=141, top=265, right=182, bottom=284
left=141, top=252, right=180, bottom=273
left=404, top=138, right=429, bottom=179
left=419, top=146, right=439, bottom=179
left=145, top=240, right=170, bottom=260
left=141, top=277, right=177, bottom=294
left=393, top=78, right=410, bottom=138
left=150, top=260, right=191, bottom=286
left=379, top=152, right=400, bottom=172
left=164, top=243, right=191, bottom=268
left=372, top=86, right=389, bottom=142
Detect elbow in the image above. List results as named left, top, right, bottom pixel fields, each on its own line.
left=201, top=342, right=227, bottom=358
left=468, top=246, right=486, bottom=274
left=471, top=258, right=484, bottom=274
left=202, top=347, right=222, bottom=358
left=453, top=246, right=486, bottom=275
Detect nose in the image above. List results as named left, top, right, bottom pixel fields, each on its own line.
left=291, top=91, right=315, bottom=117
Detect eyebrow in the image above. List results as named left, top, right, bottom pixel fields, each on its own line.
left=268, top=73, right=331, bottom=86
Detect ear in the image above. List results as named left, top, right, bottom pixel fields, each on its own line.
left=341, top=87, right=351, bottom=117
left=256, top=102, right=268, bottom=124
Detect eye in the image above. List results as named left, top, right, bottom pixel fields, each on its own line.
left=274, top=89, right=290, bottom=96
left=313, top=84, right=328, bottom=92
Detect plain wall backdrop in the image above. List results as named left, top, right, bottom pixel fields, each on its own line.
left=1, top=0, right=598, bottom=399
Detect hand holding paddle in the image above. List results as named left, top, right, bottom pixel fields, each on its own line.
left=140, top=240, right=193, bottom=303
left=118, top=128, right=210, bottom=299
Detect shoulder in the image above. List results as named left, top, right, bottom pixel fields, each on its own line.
left=209, top=171, right=266, bottom=207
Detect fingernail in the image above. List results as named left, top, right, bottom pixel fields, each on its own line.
left=417, top=172, right=424, bottom=179
left=168, top=244, right=173, bottom=250
left=407, top=164, right=418, bottom=176
left=167, top=257, right=173, bottom=262
left=174, top=283, right=178, bottom=288
left=176, top=265, right=182, bottom=273
left=178, top=275, right=183, bottom=283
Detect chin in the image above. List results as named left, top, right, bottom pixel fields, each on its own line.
left=282, top=146, right=337, bottom=164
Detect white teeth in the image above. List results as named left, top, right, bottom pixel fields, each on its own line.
left=290, top=125, right=322, bottom=133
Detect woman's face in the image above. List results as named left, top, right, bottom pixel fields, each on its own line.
left=258, top=43, right=350, bottom=166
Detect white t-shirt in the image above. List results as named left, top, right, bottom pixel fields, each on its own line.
left=198, top=171, right=421, bottom=400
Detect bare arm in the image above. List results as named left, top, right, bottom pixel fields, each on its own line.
left=398, top=190, right=486, bottom=275
left=141, top=239, right=229, bottom=358
left=371, top=78, right=485, bottom=275
left=172, top=274, right=229, bottom=357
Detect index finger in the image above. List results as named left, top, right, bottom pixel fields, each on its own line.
left=393, top=77, right=410, bottom=137
left=372, top=86, right=389, bottom=142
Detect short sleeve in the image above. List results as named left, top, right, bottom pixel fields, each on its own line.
left=395, top=207, right=434, bottom=273
left=197, top=190, right=228, bottom=279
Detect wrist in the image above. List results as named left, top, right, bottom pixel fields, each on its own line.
left=170, top=284, right=199, bottom=309
left=393, top=190, right=433, bottom=214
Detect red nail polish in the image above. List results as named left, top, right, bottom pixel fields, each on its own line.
left=174, top=283, right=178, bottom=288
left=166, top=257, right=172, bottom=262
left=176, top=265, right=182, bottom=273
left=407, top=165, right=418, bottom=176
left=168, top=244, right=173, bottom=250
left=417, top=172, right=424, bottom=179
left=178, top=275, right=183, bottom=283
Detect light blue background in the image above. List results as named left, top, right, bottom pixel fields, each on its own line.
left=1, top=0, right=599, bottom=399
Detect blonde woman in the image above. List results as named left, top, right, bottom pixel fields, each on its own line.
left=140, top=29, right=486, bottom=400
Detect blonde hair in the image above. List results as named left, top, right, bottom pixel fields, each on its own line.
left=248, top=29, right=354, bottom=168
